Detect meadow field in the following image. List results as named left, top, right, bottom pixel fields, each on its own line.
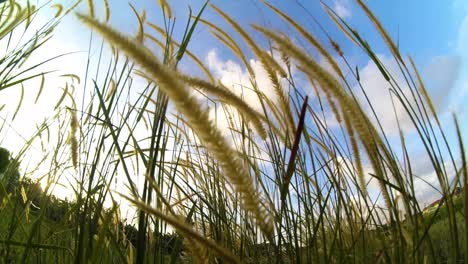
left=0, top=0, right=466, bottom=263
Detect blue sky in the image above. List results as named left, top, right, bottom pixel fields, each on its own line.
left=50, top=0, right=466, bottom=107
left=1, top=0, right=467, bottom=205
left=106, top=0, right=468, bottom=205
left=128, top=0, right=468, bottom=124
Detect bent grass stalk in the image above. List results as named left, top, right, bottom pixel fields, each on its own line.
left=251, top=24, right=393, bottom=208
left=0, top=0, right=466, bottom=262
left=211, top=4, right=296, bottom=141
left=77, top=14, right=274, bottom=241
left=178, top=74, right=267, bottom=139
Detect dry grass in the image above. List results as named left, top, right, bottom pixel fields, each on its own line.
left=0, top=0, right=465, bottom=263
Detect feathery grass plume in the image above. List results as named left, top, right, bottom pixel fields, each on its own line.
left=178, top=74, right=267, bottom=139
left=211, top=4, right=296, bottom=140
left=263, top=1, right=345, bottom=80
left=68, top=107, right=78, bottom=169
left=87, top=0, right=94, bottom=18
left=197, top=18, right=254, bottom=76
left=298, top=64, right=342, bottom=123
left=103, top=0, right=110, bottom=22
left=122, top=194, right=240, bottom=263
left=1, top=0, right=15, bottom=19
left=77, top=14, right=274, bottom=240
left=140, top=173, right=210, bottom=263
left=328, top=97, right=342, bottom=123
left=0, top=2, right=31, bottom=38
left=64, top=0, right=82, bottom=16
left=409, top=56, right=440, bottom=126
left=260, top=49, right=288, bottom=78
left=321, top=1, right=361, bottom=48
left=280, top=48, right=292, bottom=71
left=197, top=18, right=292, bottom=129
left=213, top=30, right=250, bottom=68
left=185, top=238, right=209, bottom=264
left=129, top=3, right=144, bottom=43
left=323, top=87, right=343, bottom=123
left=105, top=79, right=116, bottom=102
left=51, top=4, right=63, bottom=18
left=343, top=109, right=367, bottom=197
left=146, top=22, right=174, bottom=59
left=253, top=25, right=394, bottom=208
left=256, top=91, right=294, bottom=141
left=356, top=0, right=404, bottom=65
left=157, top=0, right=172, bottom=18
left=145, top=32, right=215, bottom=83
left=254, top=26, right=363, bottom=136
left=331, top=39, right=344, bottom=57
left=1, top=0, right=17, bottom=30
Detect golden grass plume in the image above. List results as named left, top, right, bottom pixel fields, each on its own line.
left=211, top=4, right=296, bottom=141
left=77, top=14, right=274, bottom=240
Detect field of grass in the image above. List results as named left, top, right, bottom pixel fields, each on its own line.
left=0, top=0, right=467, bottom=263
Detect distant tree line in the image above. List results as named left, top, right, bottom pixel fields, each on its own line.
left=0, top=147, right=20, bottom=193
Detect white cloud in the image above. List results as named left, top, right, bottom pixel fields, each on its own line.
left=333, top=0, right=352, bottom=19
left=205, top=49, right=281, bottom=137
left=349, top=54, right=459, bottom=136
left=424, top=55, right=461, bottom=111
left=412, top=160, right=458, bottom=207
left=354, top=55, right=415, bottom=135
left=450, top=15, right=468, bottom=117
left=0, top=3, right=142, bottom=206
left=346, top=55, right=461, bottom=206
left=337, top=152, right=459, bottom=209
left=205, top=49, right=277, bottom=112
left=341, top=52, right=464, bottom=208
left=335, top=156, right=377, bottom=190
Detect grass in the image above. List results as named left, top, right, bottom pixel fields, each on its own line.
left=0, top=0, right=466, bottom=263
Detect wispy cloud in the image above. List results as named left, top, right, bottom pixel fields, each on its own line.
left=205, top=49, right=281, bottom=136
left=448, top=15, right=468, bottom=118
left=333, top=0, right=352, bottom=18
left=424, top=55, right=461, bottom=111
left=352, top=55, right=414, bottom=135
